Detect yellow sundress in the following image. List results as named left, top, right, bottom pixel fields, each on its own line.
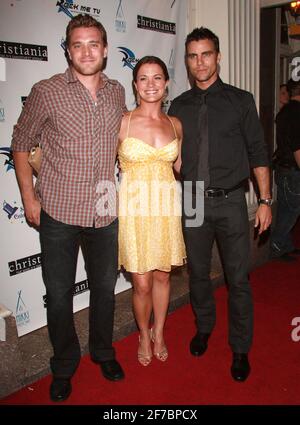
left=118, top=111, right=186, bottom=273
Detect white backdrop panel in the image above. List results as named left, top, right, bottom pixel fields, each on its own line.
left=0, top=0, right=188, bottom=336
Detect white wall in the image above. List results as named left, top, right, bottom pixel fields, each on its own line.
left=188, top=0, right=230, bottom=82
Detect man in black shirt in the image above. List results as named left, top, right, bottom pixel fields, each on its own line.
left=169, top=28, right=272, bottom=382
left=270, top=78, right=300, bottom=260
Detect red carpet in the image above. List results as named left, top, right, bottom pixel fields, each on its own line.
left=1, top=227, right=300, bottom=406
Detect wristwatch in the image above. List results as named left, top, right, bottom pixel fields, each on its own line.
left=258, top=198, right=273, bottom=206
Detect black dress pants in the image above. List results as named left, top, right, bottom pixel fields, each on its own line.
left=40, top=210, right=118, bottom=378
left=183, top=188, right=253, bottom=353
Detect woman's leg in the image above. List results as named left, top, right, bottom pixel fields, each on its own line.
left=132, top=271, right=153, bottom=364
left=151, top=270, right=170, bottom=360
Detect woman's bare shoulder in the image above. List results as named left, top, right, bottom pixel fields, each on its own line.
left=119, top=112, right=130, bottom=139
left=168, top=115, right=182, bottom=138
left=168, top=115, right=181, bottom=126
left=122, top=110, right=132, bottom=121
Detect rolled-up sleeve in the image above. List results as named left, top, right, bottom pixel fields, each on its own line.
left=11, top=85, right=47, bottom=152
left=242, top=93, right=269, bottom=168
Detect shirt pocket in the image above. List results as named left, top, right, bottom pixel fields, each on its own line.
left=228, top=124, right=242, bottom=137
left=103, top=102, right=123, bottom=136
left=55, top=107, right=86, bottom=140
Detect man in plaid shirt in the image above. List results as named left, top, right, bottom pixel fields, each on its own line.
left=12, top=14, right=126, bottom=402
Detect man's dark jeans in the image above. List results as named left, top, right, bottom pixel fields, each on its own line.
left=40, top=210, right=118, bottom=378
left=270, top=168, right=300, bottom=256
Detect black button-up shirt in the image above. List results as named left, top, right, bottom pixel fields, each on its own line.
left=168, top=77, right=269, bottom=189
left=275, top=100, right=300, bottom=168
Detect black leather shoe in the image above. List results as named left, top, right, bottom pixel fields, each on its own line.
left=50, top=378, right=72, bottom=402
left=231, top=353, right=250, bottom=382
left=100, top=359, right=125, bottom=381
left=190, top=333, right=210, bottom=356
left=270, top=253, right=296, bottom=262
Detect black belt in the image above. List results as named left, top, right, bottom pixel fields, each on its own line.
left=204, top=182, right=244, bottom=198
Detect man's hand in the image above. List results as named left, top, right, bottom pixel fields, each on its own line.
left=23, top=198, right=41, bottom=226
left=254, top=204, right=272, bottom=235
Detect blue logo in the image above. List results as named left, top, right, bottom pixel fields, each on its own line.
left=56, top=1, right=74, bottom=19
left=115, top=0, right=126, bottom=33
left=118, top=47, right=139, bottom=70
left=3, top=201, right=18, bottom=219
left=16, top=290, right=30, bottom=327
left=0, top=147, right=14, bottom=172
left=3, top=200, right=25, bottom=223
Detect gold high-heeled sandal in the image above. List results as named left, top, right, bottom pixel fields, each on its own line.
left=150, top=328, right=168, bottom=362
left=138, top=334, right=152, bottom=366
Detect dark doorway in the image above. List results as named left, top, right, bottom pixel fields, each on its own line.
left=260, top=7, right=277, bottom=158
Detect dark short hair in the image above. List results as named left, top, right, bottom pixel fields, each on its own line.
left=287, top=78, right=300, bottom=97
left=133, top=56, right=169, bottom=82
left=66, top=14, right=107, bottom=48
left=185, top=27, right=220, bottom=53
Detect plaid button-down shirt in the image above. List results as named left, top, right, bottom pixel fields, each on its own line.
left=12, top=68, right=125, bottom=228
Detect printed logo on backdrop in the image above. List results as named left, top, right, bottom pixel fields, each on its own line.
left=0, top=57, right=6, bottom=81
left=56, top=1, right=101, bottom=19
left=60, top=38, right=67, bottom=53
left=15, top=290, right=30, bottom=328
left=118, top=47, right=139, bottom=70
left=9, top=253, right=41, bottom=277
left=162, top=99, right=171, bottom=114
left=0, top=98, right=4, bottom=122
left=21, top=96, right=27, bottom=107
left=2, top=201, right=25, bottom=224
left=137, top=16, right=176, bottom=35
left=168, top=49, right=175, bottom=80
left=0, top=147, right=14, bottom=172
left=0, top=41, right=48, bottom=61
left=42, top=279, right=89, bottom=307
left=115, top=0, right=126, bottom=33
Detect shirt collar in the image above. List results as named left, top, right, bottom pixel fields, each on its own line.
left=64, top=67, right=117, bottom=86
left=192, top=76, right=224, bottom=97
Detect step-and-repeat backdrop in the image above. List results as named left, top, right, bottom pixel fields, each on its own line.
left=0, top=0, right=188, bottom=336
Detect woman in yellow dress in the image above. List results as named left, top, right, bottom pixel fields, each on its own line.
left=118, top=56, right=186, bottom=366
